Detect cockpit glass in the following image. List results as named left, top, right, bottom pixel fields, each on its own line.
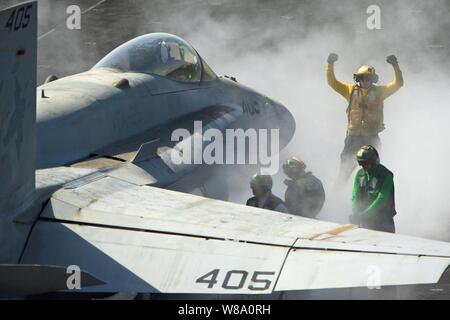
left=93, top=33, right=206, bottom=82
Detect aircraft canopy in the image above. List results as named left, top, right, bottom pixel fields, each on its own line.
left=94, top=33, right=216, bottom=82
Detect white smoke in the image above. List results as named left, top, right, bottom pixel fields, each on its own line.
left=153, top=0, right=450, bottom=240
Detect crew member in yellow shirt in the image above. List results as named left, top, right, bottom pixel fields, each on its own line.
left=327, top=53, right=403, bottom=183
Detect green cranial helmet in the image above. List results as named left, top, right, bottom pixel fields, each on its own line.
left=250, top=172, right=273, bottom=191
left=283, top=156, right=306, bottom=179
left=356, top=145, right=380, bottom=164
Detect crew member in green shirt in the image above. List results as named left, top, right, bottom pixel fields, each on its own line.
left=350, top=145, right=396, bottom=233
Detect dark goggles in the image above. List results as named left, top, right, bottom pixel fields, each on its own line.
left=354, top=74, right=376, bottom=82
left=357, top=159, right=376, bottom=166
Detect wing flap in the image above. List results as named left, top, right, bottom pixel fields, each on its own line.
left=275, top=249, right=450, bottom=291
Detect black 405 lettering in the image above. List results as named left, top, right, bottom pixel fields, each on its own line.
left=5, top=4, right=32, bottom=32
left=242, top=100, right=261, bottom=116
left=196, top=269, right=275, bottom=291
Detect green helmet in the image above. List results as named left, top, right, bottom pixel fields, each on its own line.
left=356, top=145, right=380, bottom=164
left=283, top=156, right=306, bottom=179
left=250, top=172, right=273, bottom=192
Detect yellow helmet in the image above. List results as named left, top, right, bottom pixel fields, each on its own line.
left=356, top=65, right=376, bottom=75
left=354, top=65, right=378, bottom=83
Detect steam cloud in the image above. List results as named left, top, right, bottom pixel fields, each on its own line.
left=157, top=0, right=450, bottom=240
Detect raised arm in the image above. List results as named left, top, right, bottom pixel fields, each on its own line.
left=326, top=53, right=353, bottom=101
left=379, top=55, right=404, bottom=100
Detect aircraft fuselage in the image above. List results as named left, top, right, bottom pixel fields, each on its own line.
left=36, top=68, right=295, bottom=169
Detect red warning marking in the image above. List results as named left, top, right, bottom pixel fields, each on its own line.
left=16, top=49, right=26, bottom=56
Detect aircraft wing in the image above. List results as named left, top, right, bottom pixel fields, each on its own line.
left=19, top=168, right=450, bottom=295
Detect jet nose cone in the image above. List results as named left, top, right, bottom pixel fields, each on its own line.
left=272, top=101, right=296, bottom=149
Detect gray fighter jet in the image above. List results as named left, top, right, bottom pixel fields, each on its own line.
left=1, top=1, right=450, bottom=299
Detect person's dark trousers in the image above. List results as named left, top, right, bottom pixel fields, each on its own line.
left=336, top=134, right=381, bottom=184
left=361, top=215, right=396, bottom=233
